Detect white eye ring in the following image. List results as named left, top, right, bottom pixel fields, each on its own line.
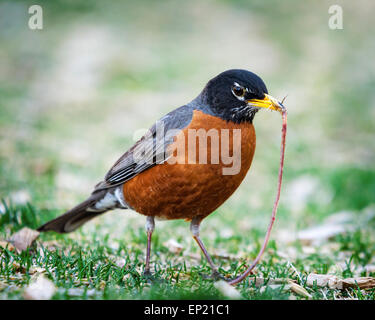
left=232, top=82, right=245, bottom=100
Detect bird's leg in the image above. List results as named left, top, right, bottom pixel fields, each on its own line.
left=190, top=217, right=224, bottom=280
left=144, top=216, right=155, bottom=276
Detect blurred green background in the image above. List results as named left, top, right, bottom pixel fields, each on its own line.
left=1, top=0, right=374, bottom=227
left=0, top=0, right=374, bottom=299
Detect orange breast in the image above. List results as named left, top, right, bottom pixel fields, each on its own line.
left=123, top=110, right=256, bottom=220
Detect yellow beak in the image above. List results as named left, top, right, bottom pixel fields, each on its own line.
left=246, top=94, right=285, bottom=113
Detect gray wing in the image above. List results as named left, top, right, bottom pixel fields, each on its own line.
left=94, top=105, right=194, bottom=191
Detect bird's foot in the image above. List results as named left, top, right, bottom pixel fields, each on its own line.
left=142, top=270, right=167, bottom=284
left=143, top=270, right=152, bottom=277
left=202, top=269, right=228, bottom=281
left=143, top=269, right=154, bottom=282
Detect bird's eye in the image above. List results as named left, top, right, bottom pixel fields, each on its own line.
left=232, top=85, right=244, bottom=97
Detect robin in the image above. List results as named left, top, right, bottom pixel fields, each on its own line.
left=38, top=69, right=285, bottom=279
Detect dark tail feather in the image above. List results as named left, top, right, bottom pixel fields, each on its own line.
left=37, top=191, right=107, bottom=234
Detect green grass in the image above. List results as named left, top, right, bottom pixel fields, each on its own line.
left=1, top=0, right=374, bottom=300
left=1, top=199, right=375, bottom=300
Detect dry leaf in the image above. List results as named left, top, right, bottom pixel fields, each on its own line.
left=29, top=266, right=46, bottom=275
left=185, top=252, right=201, bottom=260
left=163, top=239, right=184, bottom=254
left=99, top=280, right=106, bottom=289
left=40, top=240, right=63, bottom=253
left=23, top=275, right=56, bottom=300
left=212, top=250, right=235, bottom=260
left=123, top=273, right=131, bottom=282
left=288, top=281, right=312, bottom=299
left=249, top=277, right=267, bottom=287
left=324, top=211, right=354, bottom=225
left=297, top=224, right=346, bottom=245
left=8, top=273, right=24, bottom=281
left=12, top=261, right=22, bottom=271
left=256, top=279, right=311, bottom=299
left=0, top=240, right=15, bottom=251
left=249, top=277, right=294, bottom=287
left=341, top=277, right=375, bottom=290
left=327, top=264, right=344, bottom=276
left=306, top=273, right=375, bottom=290
left=73, top=278, right=90, bottom=286
left=114, top=258, right=126, bottom=268
left=214, top=280, right=242, bottom=299
left=9, top=227, right=40, bottom=253
left=296, top=211, right=357, bottom=245
left=306, top=273, right=340, bottom=288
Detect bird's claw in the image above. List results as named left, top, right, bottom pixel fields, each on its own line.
left=201, top=270, right=229, bottom=281
left=143, top=269, right=154, bottom=282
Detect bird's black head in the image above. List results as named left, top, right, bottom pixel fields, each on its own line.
left=198, top=69, right=283, bottom=123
